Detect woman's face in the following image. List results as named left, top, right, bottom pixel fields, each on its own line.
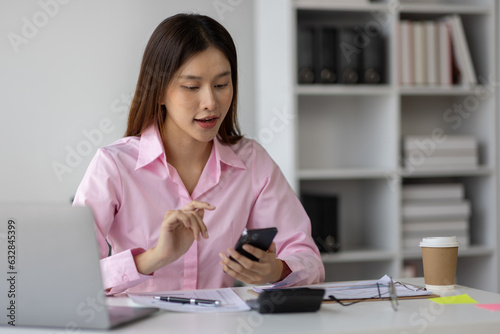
left=163, top=47, right=233, bottom=145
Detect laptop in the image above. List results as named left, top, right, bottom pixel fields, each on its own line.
left=0, top=204, right=158, bottom=329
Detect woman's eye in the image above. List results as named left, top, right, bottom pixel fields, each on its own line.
left=182, top=86, right=199, bottom=91
left=215, top=83, right=229, bottom=89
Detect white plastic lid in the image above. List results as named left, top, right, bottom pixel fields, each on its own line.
left=419, top=236, right=459, bottom=248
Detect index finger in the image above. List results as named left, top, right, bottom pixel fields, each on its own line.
left=182, top=200, right=216, bottom=211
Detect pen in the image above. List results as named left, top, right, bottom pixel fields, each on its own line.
left=154, top=296, right=221, bottom=307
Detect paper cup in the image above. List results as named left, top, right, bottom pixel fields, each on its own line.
left=419, top=237, right=459, bottom=293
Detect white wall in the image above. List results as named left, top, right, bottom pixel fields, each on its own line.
left=0, top=0, right=255, bottom=203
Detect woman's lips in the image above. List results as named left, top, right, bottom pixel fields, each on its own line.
left=194, top=116, right=219, bottom=129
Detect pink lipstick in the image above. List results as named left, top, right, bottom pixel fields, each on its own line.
left=195, top=116, right=219, bottom=129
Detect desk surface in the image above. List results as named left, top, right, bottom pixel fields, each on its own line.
left=4, top=278, right=500, bottom=334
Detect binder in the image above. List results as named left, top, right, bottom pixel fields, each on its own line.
left=337, top=27, right=360, bottom=84
left=413, top=21, right=427, bottom=85
left=362, top=28, right=384, bottom=84
left=445, top=15, right=476, bottom=85
left=297, top=25, right=316, bottom=84
left=425, top=21, right=439, bottom=85
left=301, top=193, right=340, bottom=253
left=399, top=20, right=414, bottom=85
left=318, top=26, right=337, bottom=83
left=438, top=20, right=453, bottom=85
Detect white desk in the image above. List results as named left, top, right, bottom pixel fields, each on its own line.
left=3, top=278, right=500, bottom=334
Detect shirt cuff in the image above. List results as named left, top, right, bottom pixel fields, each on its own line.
left=274, top=253, right=325, bottom=287
left=100, top=248, right=152, bottom=295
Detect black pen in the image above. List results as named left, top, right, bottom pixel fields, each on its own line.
left=154, top=296, right=221, bottom=307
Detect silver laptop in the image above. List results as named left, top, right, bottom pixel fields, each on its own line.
left=0, top=204, right=158, bottom=329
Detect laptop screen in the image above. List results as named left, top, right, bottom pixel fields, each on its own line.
left=0, top=204, right=156, bottom=329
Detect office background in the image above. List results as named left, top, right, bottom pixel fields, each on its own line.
left=0, top=0, right=255, bottom=203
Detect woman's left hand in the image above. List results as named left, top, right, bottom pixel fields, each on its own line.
left=219, top=242, right=285, bottom=285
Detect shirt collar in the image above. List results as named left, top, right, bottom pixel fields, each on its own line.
left=135, top=125, right=165, bottom=171
left=135, top=125, right=246, bottom=171
left=213, top=136, right=247, bottom=171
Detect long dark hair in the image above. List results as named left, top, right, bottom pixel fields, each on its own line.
left=125, top=13, right=242, bottom=144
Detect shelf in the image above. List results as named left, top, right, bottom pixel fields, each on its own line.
left=402, top=166, right=493, bottom=178
left=300, top=166, right=494, bottom=179
left=403, top=245, right=495, bottom=260
left=294, top=0, right=389, bottom=12
left=321, top=249, right=396, bottom=264
left=399, top=85, right=488, bottom=96
left=256, top=0, right=497, bottom=292
left=399, top=3, right=493, bottom=15
left=298, top=168, right=395, bottom=180
left=296, top=84, right=393, bottom=96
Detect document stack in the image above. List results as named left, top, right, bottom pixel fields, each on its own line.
left=398, top=15, right=476, bottom=87
left=403, top=135, right=478, bottom=172
left=402, top=183, right=470, bottom=250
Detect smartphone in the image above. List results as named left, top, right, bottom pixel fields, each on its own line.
left=232, top=227, right=278, bottom=262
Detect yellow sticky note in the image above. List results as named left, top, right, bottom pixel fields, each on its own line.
left=430, top=294, right=478, bottom=305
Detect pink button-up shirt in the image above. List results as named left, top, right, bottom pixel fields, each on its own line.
left=73, top=125, right=324, bottom=294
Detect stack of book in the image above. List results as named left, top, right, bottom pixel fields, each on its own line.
left=402, top=183, right=470, bottom=249
left=399, top=15, right=476, bottom=87
left=403, top=135, right=478, bottom=172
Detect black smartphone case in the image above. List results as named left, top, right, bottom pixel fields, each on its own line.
left=234, top=228, right=277, bottom=261
left=246, top=288, right=325, bottom=313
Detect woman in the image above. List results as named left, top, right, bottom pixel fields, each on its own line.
left=73, top=13, right=324, bottom=295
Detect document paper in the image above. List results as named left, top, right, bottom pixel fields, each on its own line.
left=317, top=275, right=434, bottom=300
left=254, top=275, right=433, bottom=300
left=128, top=288, right=250, bottom=313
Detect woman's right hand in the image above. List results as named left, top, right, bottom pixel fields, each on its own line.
left=134, top=200, right=215, bottom=275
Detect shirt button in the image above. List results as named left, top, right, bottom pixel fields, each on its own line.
left=122, top=274, right=128, bottom=282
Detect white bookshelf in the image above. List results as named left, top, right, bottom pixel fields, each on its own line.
left=255, top=0, right=498, bottom=292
